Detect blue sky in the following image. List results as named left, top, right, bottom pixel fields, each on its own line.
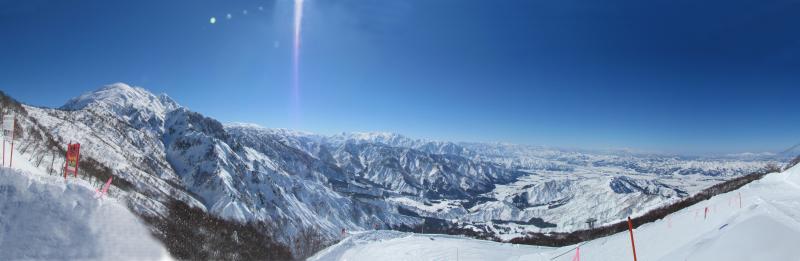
left=0, top=0, right=798, bottom=154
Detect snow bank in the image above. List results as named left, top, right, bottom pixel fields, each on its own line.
left=0, top=167, right=170, bottom=260
left=311, top=165, right=800, bottom=261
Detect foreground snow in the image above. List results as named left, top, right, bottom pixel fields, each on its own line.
left=308, top=230, right=552, bottom=261
left=0, top=165, right=170, bottom=260
left=311, top=165, right=800, bottom=260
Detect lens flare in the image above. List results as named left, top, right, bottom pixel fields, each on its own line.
left=292, top=0, right=304, bottom=123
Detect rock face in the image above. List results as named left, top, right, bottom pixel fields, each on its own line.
left=13, top=83, right=782, bottom=242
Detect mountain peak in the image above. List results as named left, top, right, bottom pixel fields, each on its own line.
left=61, top=83, right=181, bottom=132
left=62, top=83, right=180, bottom=112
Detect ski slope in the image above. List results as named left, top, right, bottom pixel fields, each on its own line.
left=308, top=230, right=553, bottom=261
left=0, top=147, right=171, bottom=260
left=310, top=165, right=800, bottom=261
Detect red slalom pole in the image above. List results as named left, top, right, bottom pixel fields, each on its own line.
left=74, top=143, right=80, bottom=178
left=627, top=217, right=638, bottom=261
left=704, top=207, right=709, bottom=220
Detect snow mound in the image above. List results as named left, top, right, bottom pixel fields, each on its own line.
left=0, top=168, right=170, bottom=260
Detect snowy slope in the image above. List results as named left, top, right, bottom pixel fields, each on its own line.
left=310, top=166, right=800, bottom=260
left=0, top=165, right=169, bottom=260
left=541, top=165, right=800, bottom=260
left=308, top=230, right=553, bottom=261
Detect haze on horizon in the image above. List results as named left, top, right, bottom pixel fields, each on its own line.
left=0, top=0, right=798, bottom=155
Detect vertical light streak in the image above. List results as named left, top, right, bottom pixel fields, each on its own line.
left=292, top=0, right=304, bottom=124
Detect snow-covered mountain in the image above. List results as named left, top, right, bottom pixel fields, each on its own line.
left=61, top=83, right=180, bottom=134
left=227, top=125, right=522, bottom=199
left=21, top=84, right=409, bottom=243
left=0, top=83, right=784, bottom=257
left=225, top=123, right=778, bottom=233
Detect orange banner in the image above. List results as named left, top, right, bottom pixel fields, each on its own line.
left=64, top=143, right=81, bottom=178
